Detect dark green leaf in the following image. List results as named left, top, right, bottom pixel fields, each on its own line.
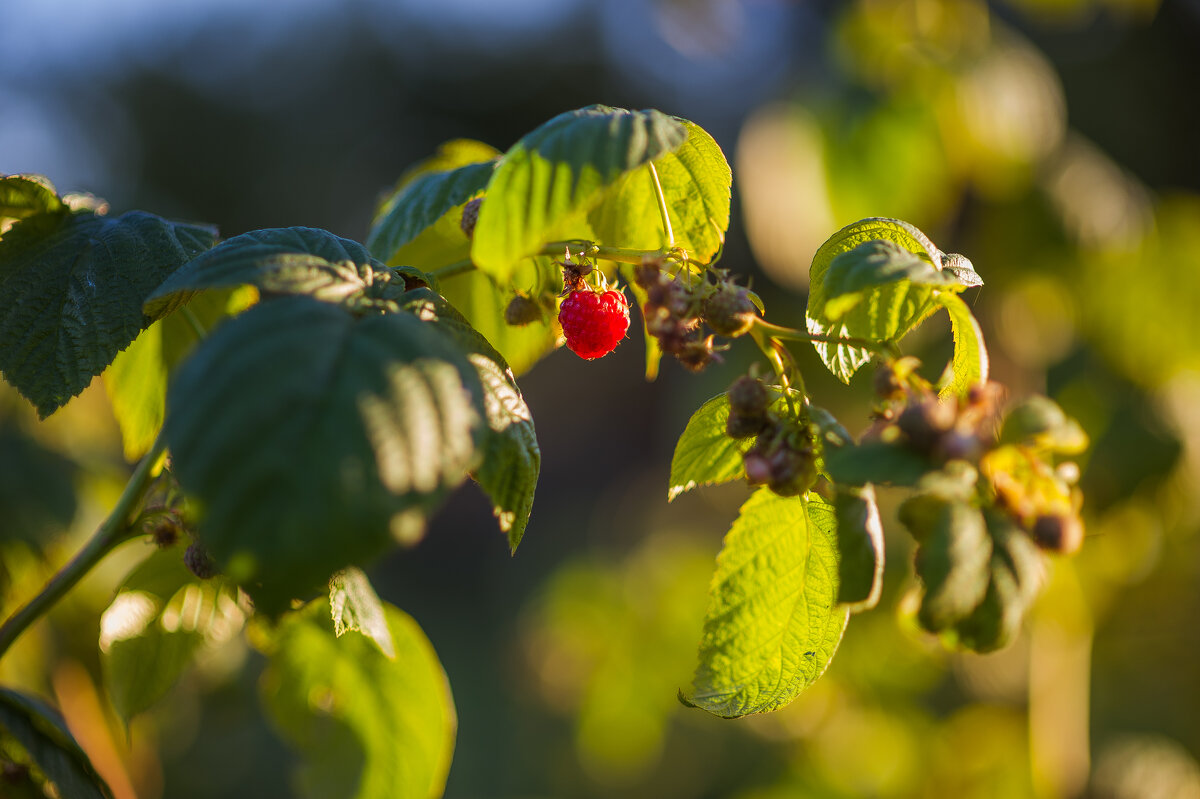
left=472, top=106, right=687, bottom=280
left=100, top=547, right=246, bottom=721
left=682, top=490, right=847, bottom=718
left=951, top=512, right=1043, bottom=652
left=806, top=218, right=960, bottom=383
left=395, top=288, right=539, bottom=551
left=145, top=227, right=388, bottom=318
left=0, top=688, right=114, bottom=799
left=832, top=486, right=884, bottom=612
left=164, top=296, right=485, bottom=612
left=824, top=439, right=931, bottom=487
left=329, top=567, right=395, bottom=659
left=368, top=159, right=497, bottom=264
left=935, top=291, right=989, bottom=399
left=668, top=394, right=747, bottom=501
left=0, top=210, right=216, bottom=417
left=900, top=494, right=992, bottom=632
left=257, top=599, right=455, bottom=799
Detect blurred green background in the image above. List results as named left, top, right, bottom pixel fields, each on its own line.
left=2, top=0, right=1198, bottom=796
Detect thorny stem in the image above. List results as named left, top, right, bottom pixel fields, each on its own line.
left=647, top=161, right=675, bottom=249
left=0, top=429, right=169, bottom=660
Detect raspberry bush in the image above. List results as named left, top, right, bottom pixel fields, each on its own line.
left=0, top=105, right=1088, bottom=796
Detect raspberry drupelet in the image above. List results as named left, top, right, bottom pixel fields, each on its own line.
left=559, top=289, right=630, bottom=359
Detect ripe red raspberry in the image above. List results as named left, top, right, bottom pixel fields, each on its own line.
left=559, top=289, right=630, bottom=360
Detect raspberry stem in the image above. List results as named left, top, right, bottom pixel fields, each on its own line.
left=646, top=161, right=675, bottom=249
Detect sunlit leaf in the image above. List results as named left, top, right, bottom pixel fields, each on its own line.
left=682, top=489, right=847, bottom=718
left=806, top=218, right=950, bottom=383
left=257, top=599, right=455, bottom=799
left=832, top=485, right=884, bottom=612
left=668, top=393, right=747, bottom=501
left=935, top=291, right=989, bottom=399
left=329, top=567, right=395, bottom=659
left=472, top=106, right=687, bottom=280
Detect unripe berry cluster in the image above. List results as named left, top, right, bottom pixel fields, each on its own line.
left=725, top=375, right=818, bottom=498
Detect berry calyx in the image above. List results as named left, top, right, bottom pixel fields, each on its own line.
left=559, top=289, right=630, bottom=360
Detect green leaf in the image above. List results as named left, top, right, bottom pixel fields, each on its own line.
left=329, top=567, right=395, bottom=659
left=822, top=239, right=963, bottom=320
left=668, top=394, right=747, bottom=501
left=0, top=175, right=62, bottom=226
left=395, top=288, right=539, bottom=552
left=472, top=106, right=687, bottom=280
left=436, top=260, right=560, bottom=377
left=899, top=492, right=992, bottom=633
left=0, top=688, right=114, bottom=799
left=257, top=599, right=455, bottom=799
left=105, top=287, right=253, bottom=460
left=99, top=547, right=246, bottom=721
left=368, top=159, right=497, bottom=264
left=682, top=489, right=848, bottom=718
left=832, top=485, right=884, bottom=612
left=824, top=439, right=932, bottom=487
left=952, top=510, right=1044, bottom=652
left=934, top=291, right=989, bottom=399
left=589, top=120, right=731, bottom=262
left=999, top=395, right=1088, bottom=454
left=0, top=210, right=217, bottom=417
left=164, top=296, right=485, bottom=612
left=145, top=227, right=389, bottom=318
left=806, top=218, right=956, bottom=383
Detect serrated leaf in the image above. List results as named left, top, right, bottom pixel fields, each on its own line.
left=472, top=106, right=687, bottom=280
left=668, top=394, right=747, bottom=501
left=0, top=688, right=114, bottom=799
left=682, top=490, right=848, bottom=718
left=823, top=239, right=963, bottom=320
left=329, top=567, right=395, bottom=659
left=257, top=599, right=455, bottom=799
left=832, top=485, right=884, bottom=612
left=368, top=159, right=497, bottom=264
left=589, top=120, right=731, bottom=261
left=106, top=287, right=254, bottom=461
left=395, top=288, right=539, bottom=551
left=951, top=512, right=1042, bottom=653
left=0, top=174, right=63, bottom=226
left=164, top=296, right=485, bottom=612
left=806, top=218, right=952, bottom=383
left=824, top=439, right=932, bottom=487
left=145, top=227, right=388, bottom=318
left=0, top=210, right=217, bottom=417
left=935, top=291, right=989, bottom=399
left=99, top=547, right=246, bottom=721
